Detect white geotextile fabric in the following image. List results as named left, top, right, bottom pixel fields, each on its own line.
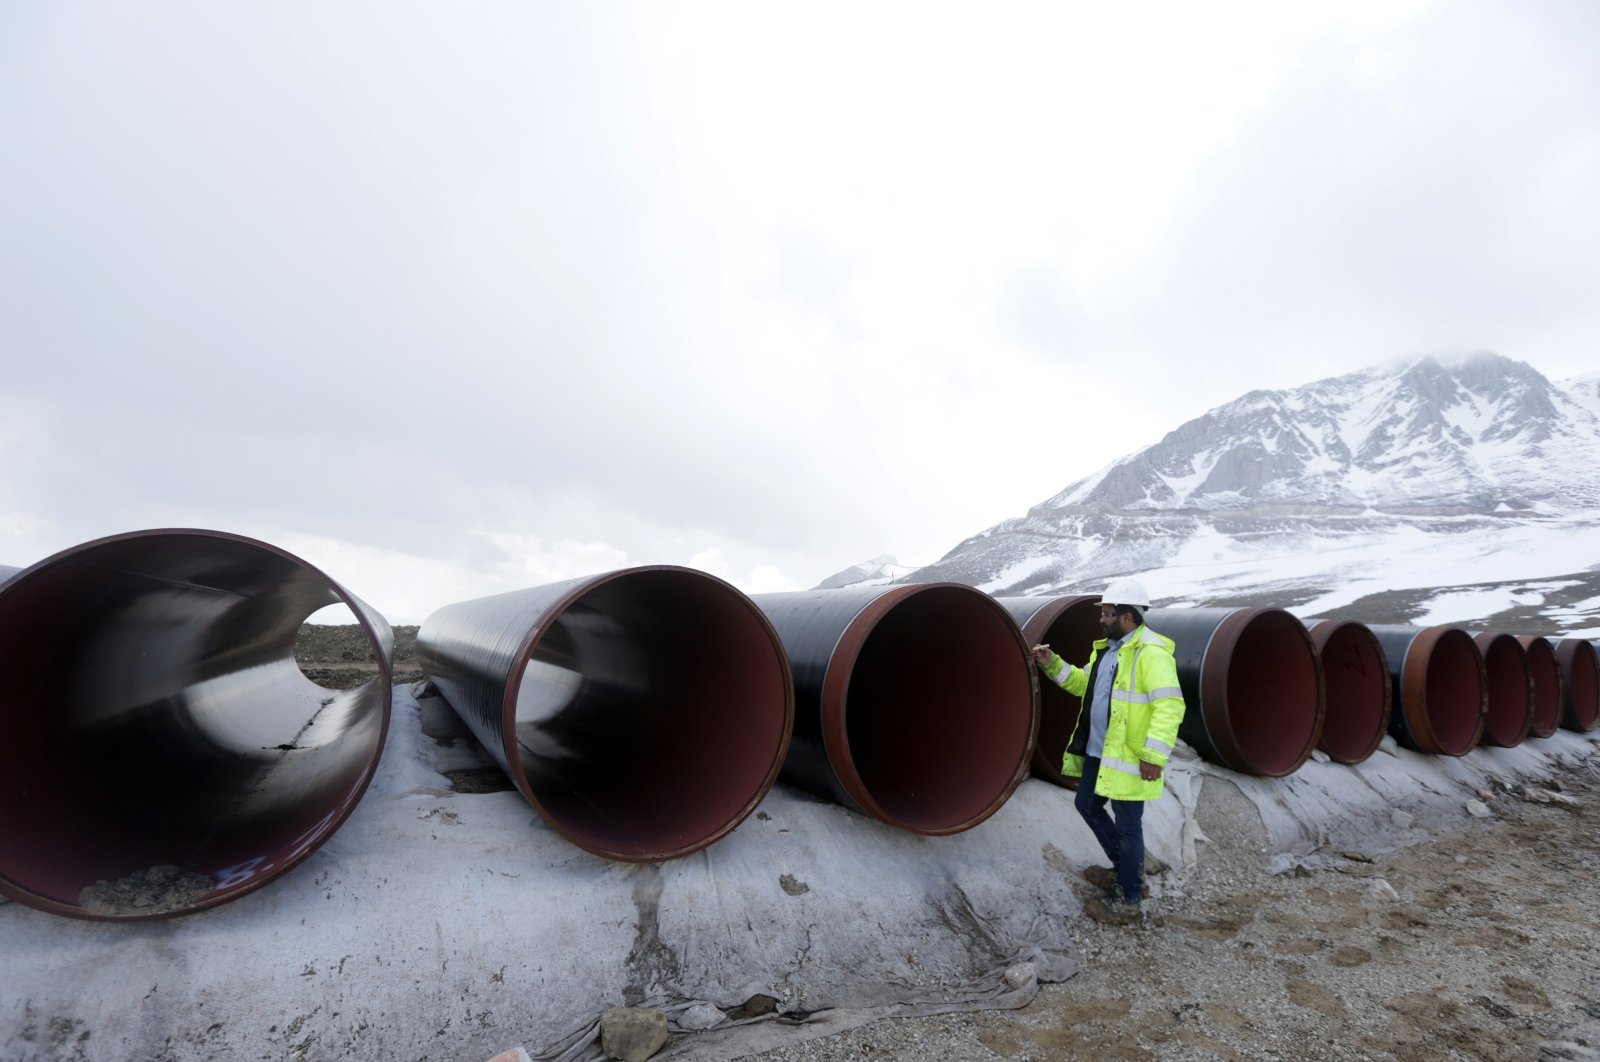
left=1202, top=730, right=1600, bottom=871
left=2, top=686, right=1093, bottom=1061
left=4, top=682, right=1594, bottom=1062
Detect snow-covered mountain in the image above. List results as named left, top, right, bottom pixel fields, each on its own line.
left=1042, top=352, right=1598, bottom=514
left=845, top=353, right=1600, bottom=634
left=1565, top=370, right=1600, bottom=422
left=813, top=555, right=915, bottom=590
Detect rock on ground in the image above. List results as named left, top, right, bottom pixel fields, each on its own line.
left=600, top=1006, right=668, bottom=1061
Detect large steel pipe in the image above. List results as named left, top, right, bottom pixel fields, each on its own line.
left=1366, top=625, right=1487, bottom=755
left=995, top=595, right=1098, bottom=787
left=1556, top=638, right=1599, bottom=732
left=0, top=530, right=393, bottom=921
left=1305, top=619, right=1391, bottom=765
left=1471, top=633, right=1534, bottom=748
left=1145, top=608, right=1323, bottom=777
left=1517, top=636, right=1564, bottom=738
left=752, top=584, right=1035, bottom=834
left=417, top=567, right=793, bottom=861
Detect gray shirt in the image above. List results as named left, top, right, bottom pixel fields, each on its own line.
left=1087, top=632, right=1125, bottom=758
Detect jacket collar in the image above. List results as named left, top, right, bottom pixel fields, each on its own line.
left=1091, top=623, right=1148, bottom=651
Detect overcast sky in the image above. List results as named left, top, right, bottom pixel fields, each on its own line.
left=3, top=1, right=1598, bottom=623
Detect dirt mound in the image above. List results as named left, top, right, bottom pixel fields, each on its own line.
left=293, top=623, right=422, bottom=688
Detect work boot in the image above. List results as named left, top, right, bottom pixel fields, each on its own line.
left=1082, top=865, right=1119, bottom=892
left=1085, top=896, right=1143, bottom=926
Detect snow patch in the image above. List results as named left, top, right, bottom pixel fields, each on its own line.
left=1413, top=589, right=1523, bottom=627
left=978, top=556, right=1059, bottom=594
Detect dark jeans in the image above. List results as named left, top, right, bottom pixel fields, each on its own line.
left=1075, top=756, right=1146, bottom=902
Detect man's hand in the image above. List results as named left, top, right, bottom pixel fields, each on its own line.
left=1031, top=644, right=1054, bottom=666
left=1139, top=761, right=1163, bottom=781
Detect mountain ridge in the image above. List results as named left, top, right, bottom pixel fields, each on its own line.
left=823, top=352, right=1600, bottom=635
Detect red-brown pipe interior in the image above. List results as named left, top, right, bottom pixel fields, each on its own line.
left=1216, top=610, right=1322, bottom=777
left=1561, top=640, right=1599, bottom=732
left=840, top=587, right=1034, bottom=833
left=0, top=534, right=388, bottom=918
left=1475, top=634, right=1532, bottom=748
left=1419, top=630, right=1485, bottom=756
left=1311, top=621, right=1389, bottom=764
left=512, top=570, right=792, bottom=860
left=1520, top=638, right=1563, bottom=738
left=1027, top=599, right=1100, bottom=781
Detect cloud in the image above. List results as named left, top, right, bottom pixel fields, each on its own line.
left=2, top=0, right=1594, bottom=619
left=265, top=527, right=631, bottom=625
left=0, top=512, right=57, bottom=576
left=686, top=547, right=804, bottom=595
left=1098, top=1, right=1600, bottom=422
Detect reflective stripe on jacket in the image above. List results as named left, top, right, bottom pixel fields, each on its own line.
left=1040, top=624, right=1185, bottom=802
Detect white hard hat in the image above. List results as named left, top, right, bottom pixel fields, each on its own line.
left=1099, top=577, right=1151, bottom=610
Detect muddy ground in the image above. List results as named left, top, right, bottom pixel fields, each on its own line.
left=747, top=758, right=1600, bottom=1062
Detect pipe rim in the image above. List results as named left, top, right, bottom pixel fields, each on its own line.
left=1517, top=636, right=1564, bottom=738
left=1400, top=626, right=1487, bottom=755
left=1307, top=619, right=1392, bottom=765
left=498, top=565, right=794, bottom=861
left=1472, top=632, right=1534, bottom=748
left=1002, top=595, right=1097, bottom=786
left=1197, top=608, right=1325, bottom=777
left=1556, top=638, right=1600, bottom=732
left=819, top=583, right=1037, bottom=834
left=1010, top=594, right=1099, bottom=652
left=0, top=527, right=393, bottom=921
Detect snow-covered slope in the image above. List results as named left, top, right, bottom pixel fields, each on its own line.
left=1563, top=370, right=1600, bottom=423
left=894, top=353, right=1600, bottom=634
left=1044, top=352, right=1599, bottom=513
left=814, top=555, right=916, bottom=590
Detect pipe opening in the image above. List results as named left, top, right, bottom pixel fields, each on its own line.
left=511, top=569, right=791, bottom=860
left=1476, top=634, right=1532, bottom=748
left=1216, top=610, right=1322, bottom=777
left=1309, top=621, right=1389, bottom=765
left=293, top=603, right=376, bottom=689
left=1014, top=597, right=1098, bottom=784
left=840, top=587, right=1033, bottom=833
left=1520, top=637, right=1562, bottom=738
left=1420, top=630, right=1484, bottom=755
left=1559, top=640, right=1599, bottom=732
left=0, top=532, right=390, bottom=919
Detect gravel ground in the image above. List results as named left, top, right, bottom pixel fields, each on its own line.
left=744, top=755, right=1600, bottom=1062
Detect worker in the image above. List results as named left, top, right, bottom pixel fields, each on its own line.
left=1031, top=577, right=1186, bottom=925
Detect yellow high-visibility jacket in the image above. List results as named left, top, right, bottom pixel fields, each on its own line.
left=1040, top=624, right=1186, bottom=801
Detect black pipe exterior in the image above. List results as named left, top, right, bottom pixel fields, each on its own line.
left=418, top=567, right=794, bottom=861
left=0, top=530, right=393, bottom=921
left=752, top=584, right=1036, bottom=834
left=1144, top=608, right=1324, bottom=777
left=995, top=595, right=1099, bottom=787
left=1305, top=619, right=1391, bottom=765
left=1366, top=625, right=1487, bottom=755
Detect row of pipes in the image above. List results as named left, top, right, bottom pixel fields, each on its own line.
left=2, top=529, right=1597, bottom=921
